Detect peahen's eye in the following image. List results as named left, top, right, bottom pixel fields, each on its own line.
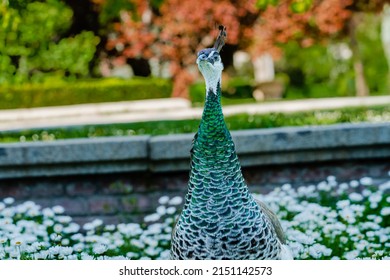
left=198, top=52, right=206, bottom=59
left=212, top=52, right=220, bottom=60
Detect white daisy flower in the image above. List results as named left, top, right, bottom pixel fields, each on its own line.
left=92, top=244, right=107, bottom=255
left=52, top=205, right=65, bottom=214
left=349, top=180, right=359, bottom=188
left=317, top=181, right=331, bottom=191
left=130, top=239, right=145, bottom=249
left=73, top=243, right=84, bottom=252
left=42, top=208, right=55, bottom=218
left=344, top=250, right=359, bottom=260
left=104, top=224, right=116, bottom=231
left=362, top=189, right=372, bottom=197
left=379, top=181, right=390, bottom=192
left=53, top=224, right=64, bottom=233
left=369, top=192, right=382, bottom=203
left=80, top=253, right=94, bottom=260
left=159, top=250, right=171, bottom=260
left=61, top=246, right=73, bottom=256
left=144, top=213, right=160, bottom=223
left=56, top=215, right=72, bottom=224
left=66, top=254, right=78, bottom=260
left=34, top=250, right=49, bottom=260
left=349, top=193, right=363, bottom=202
left=61, top=239, right=70, bottom=246
left=3, top=197, right=15, bottom=205
left=169, top=196, right=183, bottom=206
left=156, top=206, right=166, bottom=215
left=339, top=183, right=349, bottom=191
left=336, top=200, right=350, bottom=209
left=281, top=184, right=292, bottom=191
left=340, top=236, right=349, bottom=244
left=91, top=219, right=103, bottom=228
left=126, top=252, right=139, bottom=259
left=49, top=246, right=62, bottom=256
left=166, top=206, right=176, bottom=215
left=158, top=196, right=170, bottom=205
left=83, top=223, right=94, bottom=231
left=380, top=207, right=390, bottom=216
left=327, top=175, right=336, bottom=182
left=360, top=177, right=373, bottom=185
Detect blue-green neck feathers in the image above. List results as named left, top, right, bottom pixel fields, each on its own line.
left=198, top=82, right=228, bottom=143
left=184, top=82, right=240, bottom=211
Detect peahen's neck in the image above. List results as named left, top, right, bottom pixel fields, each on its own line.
left=198, top=81, right=227, bottom=138
left=183, top=80, right=234, bottom=210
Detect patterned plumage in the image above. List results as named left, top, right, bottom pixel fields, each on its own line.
left=170, top=26, right=292, bottom=260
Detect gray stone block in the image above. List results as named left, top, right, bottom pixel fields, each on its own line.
left=232, top=122, right=390, bottom=154
left=0, top=136, right=150, bottom=179
left=0, top=122, right=389, bottom=178
left=0, top=136, right=149, bottom=166
left=149, top=133, right=193, bottom=160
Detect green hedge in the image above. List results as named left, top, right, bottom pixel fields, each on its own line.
left=189, top=77, right=255, bottom=107
left=0, top=77, right=173, bottom=109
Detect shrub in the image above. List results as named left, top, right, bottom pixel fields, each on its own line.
left=0, top=78, right=173, bottom=109
left=189, top=77, right=255, bottom=107
left=0, top=1, right=99, bottom=85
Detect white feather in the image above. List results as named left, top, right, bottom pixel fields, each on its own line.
left=279, top=244, right=294, bottom=260
left=197, top=51, right=224, bottom=95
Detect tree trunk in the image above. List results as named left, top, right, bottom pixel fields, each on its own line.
left=349, top=13, right=369, bottom=97
left=381, top=4, right=390, bottom=89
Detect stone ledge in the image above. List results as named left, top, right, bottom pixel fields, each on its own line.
left=0, top=122, right=389, bottom=179
left=0, top=136, right=150, bottom=178
left=0, top=136, right=149, bottom=166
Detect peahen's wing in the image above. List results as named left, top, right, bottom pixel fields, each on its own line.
left=172, top=200, right=286, bottom=244
left=171, top=131, right=199, bottom=242
left=255, top=199, right=286, bottom=244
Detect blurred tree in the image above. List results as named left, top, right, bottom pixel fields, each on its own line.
left=382, top=4, right=390, bottom=77
left=100, top=0, right=261, bottom=97
left=0, top=0, right=100, bottom=85
left=357, top=12, right=389, bottom=94
left=254, top=0, right=389, bottom=96
left=100, top=0, right=388, bottom=98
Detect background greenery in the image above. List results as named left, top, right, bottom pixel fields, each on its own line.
left=278, top=15, right=389, bottom=100
left=0, top=77, right=172, bottom=109
left=0, top=1, right=388, bottom=109
left=0, top=1, right=99, bottom=85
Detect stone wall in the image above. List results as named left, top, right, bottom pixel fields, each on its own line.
left=0, top=122, right=389, bottom=225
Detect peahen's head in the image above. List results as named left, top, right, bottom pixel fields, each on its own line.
left=197, top=26, right=226, bottom=94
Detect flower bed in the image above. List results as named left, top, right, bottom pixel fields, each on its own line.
left=0, top=175, right=389, bottom=260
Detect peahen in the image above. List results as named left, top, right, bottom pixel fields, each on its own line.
left=170, top=26, right=293, bottom=260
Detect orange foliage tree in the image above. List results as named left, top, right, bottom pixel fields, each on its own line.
left=98, top=0, right=259, bottom=97
left=96, top=0, right=388, bottom=97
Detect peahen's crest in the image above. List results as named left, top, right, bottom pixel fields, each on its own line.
left=170, top=25, right=292, bottom=260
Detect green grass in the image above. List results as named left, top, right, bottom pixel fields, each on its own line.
left=0, top=105, right=389, bottom=143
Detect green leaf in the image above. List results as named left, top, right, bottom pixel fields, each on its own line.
left=256, top=0, right=279, bottom=10
left=290, top=0, right=313, bottom=13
